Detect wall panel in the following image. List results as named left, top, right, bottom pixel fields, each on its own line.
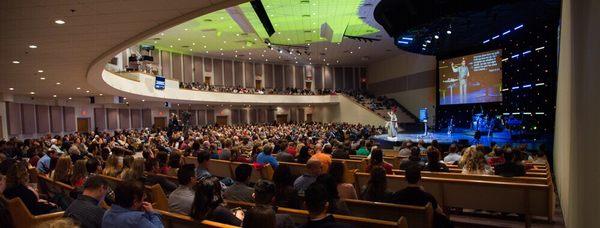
left=285, top=65, right=294, bottom=88
left=295, top=66, right=303, bottom=89
left=131, top=109, right=141, bottom=129
left=142, top=109, right=152, bottom=128
left=198, top=110, right=207, bottom=125
left=50, top=106, right=62, bottom=133
left=36, top=105, right=50, bottom=133
left=193, top=56, right=204, bottom=82
left=274, top=65, right=284, bottom=89
left=63, top=107, right=75, bottom=132
left=107, top=108, right=118, bottom=130
left=7, top=103, right=22, bottom=135
left=223, top=60, right=234, bottom=87
left=21, top=104, right=36, bottom=134
left=315, top=66, right=323, bottom=90
left=94, top=108, right=106, bottom=130
left=244, top=62, right=254, bottom=88
left=324, top=67, right=333, bottom=89
left=264, top=64, right=273, bottom=88
left=119, top=109, right=131, bottom=129
left=206, top=109, right=215, bottom=124
left=334, top=67, right=344, bottom=90
left=213, top=59, right=223, bottom=86
left=240, top=109, right=248, bottom=124
left=183, top=55, right=193, bottom=83
left=172, top=53, right=182, bottom=81
left=234, top=61, right=243, bottom=87
left=344, top=68, right=354, bottom=90
left=160, top=50, right=171, bottom=78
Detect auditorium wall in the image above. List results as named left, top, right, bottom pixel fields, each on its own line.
left=366, top=52, right=437, bottom=123
left=554, top=0, right=600, bottom=227
left=118, top=48, right=365, bottom=91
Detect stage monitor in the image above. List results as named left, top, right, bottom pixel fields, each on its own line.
left=155, top=76, right=165, bottom=90
left=438, top=49, right=503, bottom=105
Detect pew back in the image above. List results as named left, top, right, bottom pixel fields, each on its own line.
left=158, top=209, right=239, bottom=228
left=5, top=197, right=65, bottom=228
left=343, top=199, right=433, bottom=228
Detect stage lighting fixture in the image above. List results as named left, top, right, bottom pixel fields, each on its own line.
left=522, top=50, right=532, bottom=55
left=492, top=35, right=500, bottom=40
left=483, top=39, right=490, bottom=44
left=250, top=0, right=275, bottom=36
left=397, top=40, right=409, bottom=45
left=434, top=35, right=439, bottom=39
left=502, top=30, right=511, bottom=35
left=401, top=37, right=413, bottom=41
left=514, top=24, right=524, bottom=30
left=446, top=30, right=451, bottom=34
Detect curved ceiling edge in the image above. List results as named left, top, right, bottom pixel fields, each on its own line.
left=86, top=0, right=249, bottom=97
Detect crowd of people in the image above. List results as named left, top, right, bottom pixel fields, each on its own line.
left=179, top=82, right=336, bottom=96
left=0, top=121, right=547, bottom=228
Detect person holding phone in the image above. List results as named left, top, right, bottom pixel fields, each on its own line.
left=102, top=181, right=163, bottom=228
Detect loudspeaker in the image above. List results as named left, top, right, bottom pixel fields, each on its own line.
left=89, top=96, right=95, bottom=104
left=164, top=102, right=172, bottom=108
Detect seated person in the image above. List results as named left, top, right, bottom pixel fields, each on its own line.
left=293, top=159, right=322, bottom=195
left=390, top=165, right=453, bottom=228
left=168, top=164, right=197, bottom=215
left=442, top=144, right=461, bottom=164
left=257, top=145, right=279, bottom=169
left=494, top=150, right=526, bottom=177
left=300, top=183, right=353, bottom=228
left=102, top=181, right=163, bottom=228
left=399, top=147, right=424, bottom=170
left=224, top=164, right=255, bottom=203
left=360, top=166, right=392, bottom=202
left=4, top=161, right=58, bottom=215
left=253, top=180, right=295, bottom=228
left=195, top=150, right=212, bottom=179
left=423, top=147, right=450, bottom=172
left=190, top=176, right=242, bottom=226
left=242, top=205, right=276, bottom=228
left=365, top=148, right=393, bottom=174
left=65, top=176, right=109, bottom=228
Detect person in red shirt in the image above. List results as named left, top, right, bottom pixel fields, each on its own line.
left=366, top=147, right=393, bottom=174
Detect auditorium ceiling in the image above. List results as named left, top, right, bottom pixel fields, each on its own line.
left=138, top=0, right=405, bottom=65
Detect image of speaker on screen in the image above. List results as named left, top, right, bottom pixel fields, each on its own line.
left=451, top=58, right=470, bottom=103
left=439, top=49, right=503, bottom=105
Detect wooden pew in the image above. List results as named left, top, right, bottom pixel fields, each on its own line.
left=157, top=209, right=240, bottom=228
left=225, top=200, right=408, bottom=228
left=96, top=174, right=170, bottom=211
left=230, top=161, right=274, bottom=182
left=343, top=199, right=434, bottom=228
left=279, top=161, right=307, bottom=177
left=207, top=159, right=234, bottom=178
left=5, top=197, right=65, bottom=228
left=333, top=158, right=367, bottom=172
left=354, top=172, right=555, bottom=226
left=391, top=170, right=550, bottom=184
left=183, top=156, right=198, bottom=166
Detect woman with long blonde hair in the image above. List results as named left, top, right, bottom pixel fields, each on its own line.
left=52, top=155, right=72, bottom=183
left=462, top=148, right=493, bottom=175
left=121, top=158, right=145, bottom=181
left=102, top=155, right=121, bottom=177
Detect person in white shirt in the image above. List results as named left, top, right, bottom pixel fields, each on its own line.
left=443, top=144, right=462, bottom=164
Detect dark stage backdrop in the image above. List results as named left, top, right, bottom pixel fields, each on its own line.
left=435, top=21, right=558, bottom=140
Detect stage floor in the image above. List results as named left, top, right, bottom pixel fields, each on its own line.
left=372, top=129, right=549, bottom=149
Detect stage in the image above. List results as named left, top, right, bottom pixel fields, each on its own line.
left=372, top=128, right=549, bottom=149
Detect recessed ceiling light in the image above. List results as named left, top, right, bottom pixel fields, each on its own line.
left=189, top=49, right=192, bottom=51
left=56, top=82, right=61, bottom=85
left=53, top=95, right=57, bottom=98
left=446, top=30, right=452, bottom=34
left=142, top=99, right=145, bottom=102
left=154, top=41, right=157, bottom=44
left=99, top=94, right=103, bottom=96
left=249, top=57, right=252, bottom=60
left=160, top=33, right=165, bottom=36
left=295, top=61, right=298, bottom=64
left=40, top=77, right=45, bottom=80
left=192, top=43, right=195, bottom=45
left=434, top=35, right=439, bottom=39
left=68, top=97, right=72, bottom=100
left=85, top=90, right=90, bottom=93
left=29, top=45, right=38, bottom=49
left=38, top=70, right=44, bottom=73
left=202, top=35, right=206, bottom=38
left=54, top=19, right=65, bottom=24
left=177, top=38, right=181, bottom=41
left=29, top=91, right=35, bottom=95
left=12, top=60, right=20, bottom=64
left=350, top=51, right=354, bottom=54
left=76, top=87, right=81, bottom=90
left=169, top=45, right=173, bottom=48
left=184, top=28, right=188, bottom=31
left=9, top=88, right=14, bottom=91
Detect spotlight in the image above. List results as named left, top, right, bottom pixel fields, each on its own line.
left=446, top=30, right=451, bottom=34
left=434, top=35, right=439, bottom=39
